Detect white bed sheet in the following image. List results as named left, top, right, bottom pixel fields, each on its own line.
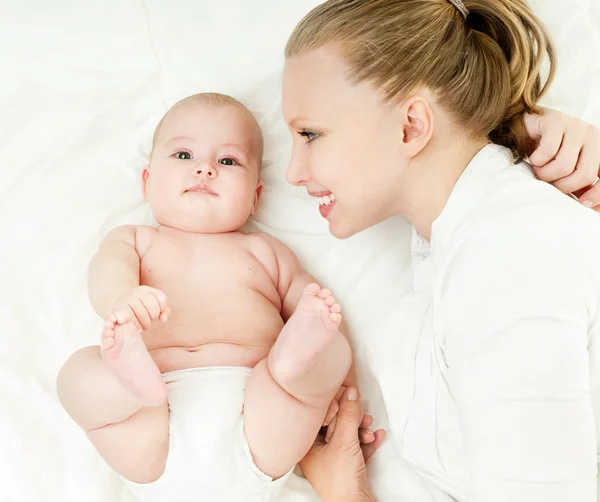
left=1, top=1, right=599, bottom=501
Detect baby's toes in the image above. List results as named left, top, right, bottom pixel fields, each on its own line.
left=102, top=324, right=115, bottom=338
left=102, top=332, right=116, bottom=349
left=329, top=312, right=342, bottom=324
left=303, top=283, right=322, bottom=296
left=318, top=288, right=332, bottom=299
left=324, top=295, right=337, bottom=307
left=329, top=302, right=342, bottom=314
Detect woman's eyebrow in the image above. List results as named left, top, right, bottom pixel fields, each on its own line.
left=288, top=116, right=312, bottom=128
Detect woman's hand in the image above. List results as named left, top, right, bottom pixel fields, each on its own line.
left=321, top=386, right=377, bottom=444
left=524, top=109, right=600, bottom=208
left=299, top=388, right=385, bottom=502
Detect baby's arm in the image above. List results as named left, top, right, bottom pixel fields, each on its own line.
left=88, top=225, right=168, bottom=328
left=88, top=225, right=141, bottom=319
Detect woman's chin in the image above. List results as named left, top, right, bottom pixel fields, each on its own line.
left=329, top=219, right=358, bottom=240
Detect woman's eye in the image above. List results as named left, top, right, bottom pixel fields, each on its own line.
left=175, top=151, right=192, bottom=160
left=219, top=158, right=238, bottom=166
left=298, top=130, right=319, bottom=142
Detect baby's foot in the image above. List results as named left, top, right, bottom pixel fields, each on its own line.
left=101, top=316, right=167, bottom=407
left=270, top=283, right=342, bottom=381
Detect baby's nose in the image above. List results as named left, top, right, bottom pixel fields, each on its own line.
left=195, top=165, right=217, bottom=178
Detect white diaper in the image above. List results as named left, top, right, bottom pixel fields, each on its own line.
left=122, top=366, right=292, bottom=502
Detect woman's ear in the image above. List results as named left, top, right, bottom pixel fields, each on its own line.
left=399, top=96, right=434, bottom=158
left=252, top=181, right=264, bottom=214
left=141, top=165, right=150, bottom=200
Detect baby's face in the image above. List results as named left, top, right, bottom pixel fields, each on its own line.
left=143, top=101, right=263, bottom=233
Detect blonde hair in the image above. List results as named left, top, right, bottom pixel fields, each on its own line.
left=285, top=0, right=556, bottom=159
left=151, top=93, right=263, bottom=161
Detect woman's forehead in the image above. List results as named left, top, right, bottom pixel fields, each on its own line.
left=282, top=47, right=386, bottom=124
left=284, top=47, right=346, bottom=93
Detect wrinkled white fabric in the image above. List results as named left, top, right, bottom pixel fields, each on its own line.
left=1, top=1, right=600, bottom=501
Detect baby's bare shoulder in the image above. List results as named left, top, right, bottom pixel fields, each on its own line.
left=244, top=232, right=292, bottom=257
left=102, top=224, right=157, bottom=258
left=244, top=232, right=302, bottom=272
left=134, top=225, right=158, bottom=258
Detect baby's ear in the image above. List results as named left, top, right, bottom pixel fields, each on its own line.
left=252, top=180, right=264, bottom=214
left=141, top=165, right=151, bottom=200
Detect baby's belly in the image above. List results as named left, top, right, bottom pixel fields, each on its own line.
left=144, top=309, right=284, bottom=374
left=150, top=342, right=270, bottom=373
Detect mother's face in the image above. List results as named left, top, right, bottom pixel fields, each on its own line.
left=282, top=45, right=407, bottom=239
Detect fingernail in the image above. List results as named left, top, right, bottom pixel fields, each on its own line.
left=582, top=200, right=594, bottom=208
left=346, top=388, right=357, bottom=401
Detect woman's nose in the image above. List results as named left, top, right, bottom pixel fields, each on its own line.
left=286, top=157, right=309, bottom=186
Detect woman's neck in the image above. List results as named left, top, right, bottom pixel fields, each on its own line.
left=399, top=136, right=489, bottom=241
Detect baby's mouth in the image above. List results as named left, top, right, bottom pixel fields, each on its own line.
left=185, top=183, right=218, bottom=196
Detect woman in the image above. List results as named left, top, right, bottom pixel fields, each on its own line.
left=281, top=0, right=600, bottom=500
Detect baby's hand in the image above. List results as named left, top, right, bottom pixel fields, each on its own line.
left=111, top=286, right=170, bottom=331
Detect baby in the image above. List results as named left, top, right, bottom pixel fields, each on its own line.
left=57, top=93, right=353, bottom=501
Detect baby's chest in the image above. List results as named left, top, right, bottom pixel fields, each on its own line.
left=140, top=238, right=277, bottom=301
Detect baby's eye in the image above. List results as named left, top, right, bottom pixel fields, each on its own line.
left=175, top=151, right=192, bottom=160
left=298, top=130, right=319, bottom=142
left=219, top=158, right=238, bottom=166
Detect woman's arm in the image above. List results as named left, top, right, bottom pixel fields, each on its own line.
left=438, top=227, right=597, bottom=502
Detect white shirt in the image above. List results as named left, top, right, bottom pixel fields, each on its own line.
left=374, top=144, right=600, bottom=502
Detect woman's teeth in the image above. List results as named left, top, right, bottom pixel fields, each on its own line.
left=318, top=194, right=336, bottom=206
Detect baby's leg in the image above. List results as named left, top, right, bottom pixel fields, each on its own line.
left=244, top=284, right=352, bottom=479
left=56, top=320, right=169, bottom=483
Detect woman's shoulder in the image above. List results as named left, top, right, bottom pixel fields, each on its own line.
left=450, top=160, right=600, bottom=258
left=436, top=188, right=600, bottom=314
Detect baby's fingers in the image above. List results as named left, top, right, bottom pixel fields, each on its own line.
left=159, top=307, right=171, bottom=323
left=146, top=288, right=169, bottom=312
left=140, top=291, right=163, bottom=322
left=129, top=300, right=153, bottom=331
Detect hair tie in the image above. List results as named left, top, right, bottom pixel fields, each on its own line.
left=447, top=0, right=469, bottom=19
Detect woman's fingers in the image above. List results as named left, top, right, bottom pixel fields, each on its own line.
left=360, top=414, right=374, bottom=429
left=361, top=429, right=386, bottom=462
left=359, top=428, right=375, bottom=444
left=571, top=142, right=600, bottom=209
left=536, top=131, right=585, bottom=190
left=525, top=111, right=564, bottom=169
left=323, top=398, right=339, bottom=427
left=325, top=416, right=337, bottom=443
